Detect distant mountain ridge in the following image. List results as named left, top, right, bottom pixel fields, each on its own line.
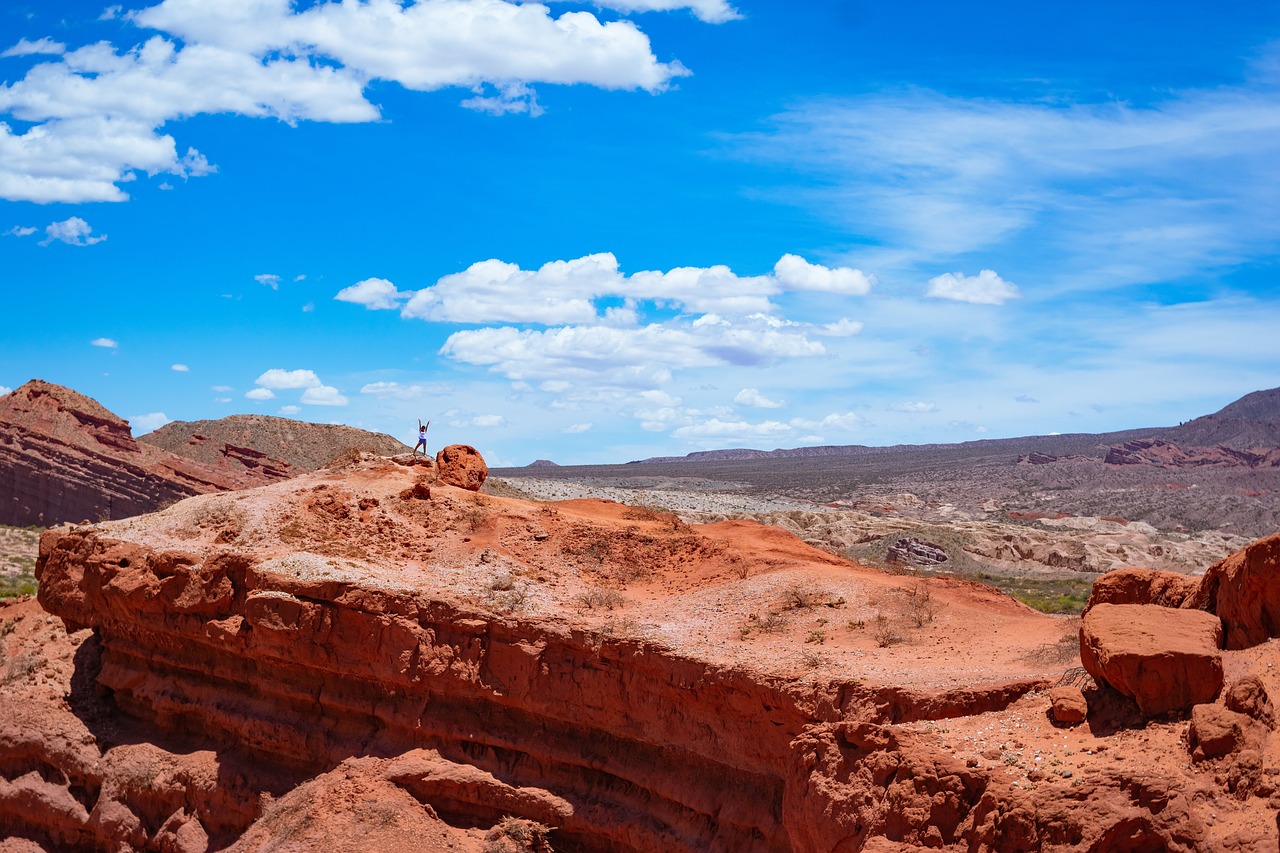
left=630, top=388, right=1280, bottom=464
left=141, top=414, right=409, bottom=472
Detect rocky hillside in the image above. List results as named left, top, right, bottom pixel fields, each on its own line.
left=0, top=381, right=290, bottom=527
left=141, top=413, right=409, bottom=472
left=1, top=448, right=1277, bottom=850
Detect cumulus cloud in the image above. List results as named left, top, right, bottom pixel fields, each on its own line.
left=171, top=363, right=189, bottom=372
left=734, top=388, right=784, bottom=409
left=461, top=82, right=544, bottom=117
left=773, top=253, right=874, bottom=294
left=255, top=368, right=322, bottom=389
left=336, top=277, right=409, bottom=311
left=130, top=412, right=171, bottom=432
left=441, top=317, right=825, bottom=389
left=379, top=253, right=873, bottom=325
left=245, top=387, right=275, bottom=400
left=255, top=273, right=281, bottom=289
left=0, top=386, right=12, bottom=396
left=926, top=270, right=1021, bottom=305
left=91, top=337, right=118, bottom=348
left=672, top=410, right=863, bottom=442
left=279, top=405, right=300, bottom=414
left=4, top=226, right=36, bottom=237
left=816, top=318, right=863, bottom=337
left=449, top=413, right=505, bottom=428
left=0, top=0, right=694, bottom=202
left=39, top=217, right=107, bottom=246
left=562, top=422, right=593, bottom=433
left=301, top=385, right=348, bottom=406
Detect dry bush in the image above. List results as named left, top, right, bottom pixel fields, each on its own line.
left=804, top=629, right=826, bottom=645
left=739, top=611, right=787, bottom=640
left=782, top=586, right=846, bottom=611
left=490, top=572, right=515, bottom=592
left=799, top=649, right=826, bottom=669
left=576, top=588, right=625, bottom=611
left=905, top=581, right=941, bottom=628
left=484, top=584, right=529, bottom=614
left=483, top=816, right=554, bottom=853
left=872, top=612, right=904, bottom=648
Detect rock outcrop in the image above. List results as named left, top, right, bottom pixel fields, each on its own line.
left=1184, top=532, right=1280, bottom=649
left=884, top=537, right=948, bottom=566
left=0, top=381, right=290, bottom=527
left=1079, top=603, right=1223, bottom=717
left=1083, top=567, right=1200, bottom=613
left=1104, top=437, right=1280, bottom=469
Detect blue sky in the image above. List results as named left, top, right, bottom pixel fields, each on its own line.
left=2, top=0, right=1278, bottom=466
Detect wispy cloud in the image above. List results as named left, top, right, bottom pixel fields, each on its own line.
left=40, top=217, right=107, bottom=247
left=91, top=337, right=118, bottom=349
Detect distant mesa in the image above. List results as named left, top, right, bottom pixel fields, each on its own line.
left=526, top=459, right=560, bottom=468
left=1103, top=437, right=1280, bottom=470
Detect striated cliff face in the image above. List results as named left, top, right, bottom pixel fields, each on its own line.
left=0, top=381, right=292, bottom=527
left=4, top=452, right=1278, bottom=851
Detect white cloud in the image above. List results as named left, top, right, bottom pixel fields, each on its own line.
left=4, top=226, right=36, bottom=237
left=461, top=82, right=544, bottom=117
left=211, top=385, right=232, bottom=392
left=734, top=387, right=784, bottom=409
left=91, top=337, right=118, bottom=348
left=773, top=253, right=874, bottom=295
left=255, top=273, right=281, bottom=289
left=293, top=274, right=306, bottom=282
left=245, top=387, right=275, bottom=400
left=0, top=0, right=694, bottom=203
left=255, top=368, right=321, bottom=389
left=336, top=277, right=407, bottom=311
left=440, top=317, right=825, bottom=389
left=130, top=412, right=171, bottom=432
left=300, top=385, right=349, bottom=406
left=816, top=318, right=863, bottom=337
left=926, top=270, right=1021, bottom=305
left=889, top=401, right=938, bottom=413
left=562, top=422, right=593, bottom=433
left=279, top=405, right=301, bottom=415
left=747, top=79, right=1280, bottom=290
left=673, top=418, right=792, bottom=439
left=383, top=252, right=874, bottom=325
left=0, top=386, right=12, bottom=396
left=39, top=217, right=107, bottom=246
left=2, top=38, right=66, bottom=57
left=214, top=396, right=231, bottom=403
left=574, top=0, right=741, bottom=23
left=171, top=363, right=189, bottom=372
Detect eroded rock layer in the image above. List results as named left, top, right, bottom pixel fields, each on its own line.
left=5, top=453, right=1278, bottom=851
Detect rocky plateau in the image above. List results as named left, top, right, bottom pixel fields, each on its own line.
left=1, top=444, right=1279, bottom=851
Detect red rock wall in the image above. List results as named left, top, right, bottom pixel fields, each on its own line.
left=34, top=529, right=1048, bottom=852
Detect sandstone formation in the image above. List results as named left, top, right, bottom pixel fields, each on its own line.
left=436, top=443, right=488, bottom=490
left=1188, top=704, right=1251, bottom=761
left=0, top=381, right=290, bottom=527
left=1079, top=603, right=1223, bottom=717
left=1184, top=532, right=1280, bottom=649
left=1225, top=675, right=1275, bottom=728
left=3, top=452, right=1279, bottom=850
left=1082, top=567, right=1200, bottom=613
left=1104, top=437, right=1280, bottom=469
left=141, top=413, right=410, bottom=472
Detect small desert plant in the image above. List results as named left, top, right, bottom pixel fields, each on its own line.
left=484, top=584, right=529, bottom=614
left=482, top=816, right=554, bottom=853
left=905, top=581, right=940, bottom=628
left=847, top=618, right=866, bottom=630
left=490, top=572, right=515, bottom=591
left=799, top=649, right=826, bottom=669
left=739, top=611, right=787, bottom=639
left=872, top=612, right=903, bottom=648
left=576, top=588, right=625, bottom=611
left=804, top=629, right=826, bottom=645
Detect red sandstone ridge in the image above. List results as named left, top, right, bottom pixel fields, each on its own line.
left=2, top=450, right=1279, bottom=850
left=0, top=381, right=292, bottom=527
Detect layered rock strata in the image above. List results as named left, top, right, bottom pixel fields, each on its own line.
left=6, top=453, right=1279, bottom=850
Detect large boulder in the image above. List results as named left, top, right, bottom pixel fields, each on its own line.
left=1224, top=675, right=1275, bottom=728
left=1183, top=532, right=1280, bottom=649
left=1083, top=568, right=1199, bottom=614
left=435, top=444, right=488, bottom=491
left=1079, top=603, right=1223, bottom=717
